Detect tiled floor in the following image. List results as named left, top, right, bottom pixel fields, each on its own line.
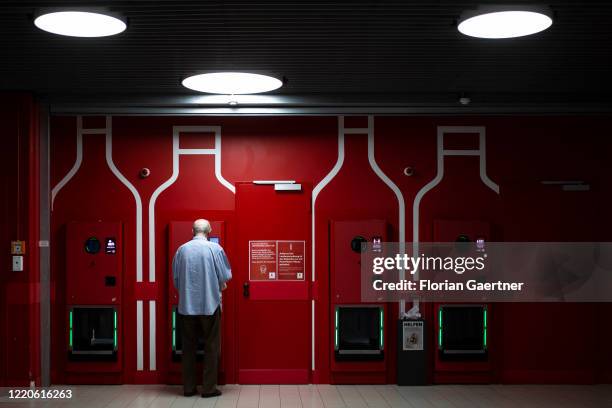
left=1, top=384, right=611, bottom=408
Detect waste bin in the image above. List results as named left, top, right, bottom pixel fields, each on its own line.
left=397, top=318, right=427, bottom=385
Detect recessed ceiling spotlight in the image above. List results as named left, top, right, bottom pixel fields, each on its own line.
left=34, top=9, right=127, bottom=37
left=182, top=72, right=283, bottom=94
left=458, top=6, right=553, bottom=39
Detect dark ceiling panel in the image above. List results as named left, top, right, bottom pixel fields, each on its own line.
left=1, top=0, right=611, bottom=106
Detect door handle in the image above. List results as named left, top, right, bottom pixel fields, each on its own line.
left=243, top=282, right=250, bottom=298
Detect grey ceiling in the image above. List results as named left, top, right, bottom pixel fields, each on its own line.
left=1, top=0, right=612, bottom=107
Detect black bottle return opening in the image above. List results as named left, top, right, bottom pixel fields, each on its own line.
left=439, top=305, right=488, bottom=361
left=334, top=305, right=384, bottom=361
left=68, top=306, right=117, bottom=361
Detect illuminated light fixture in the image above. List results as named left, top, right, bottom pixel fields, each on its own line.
left=34, top=9, right=127, bottom=37
left=458, top=6, right=553, bottom=39
left=379, top=308, right=384, bottom=350
left=69, top=310, right=73, bottom=349
left=114, top=309, right=118, bottom=350
left=483, top=307, right=488, bottom=349
left=182, top=72, right=283, bottom=94
left=172, top=309, right=176, bottom=351
left=334, top=307, right=339, bottom=350
left=438, top=308, right=443, bottom=348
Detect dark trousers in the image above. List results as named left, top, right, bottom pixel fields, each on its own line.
left=180, top=307, right=221, bottom=394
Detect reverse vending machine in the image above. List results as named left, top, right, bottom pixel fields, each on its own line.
left=65, top=221, right=123, bottom=383
left=330, top=220, right=390, bottom=384
left=433, top=219, right=493, bottom=382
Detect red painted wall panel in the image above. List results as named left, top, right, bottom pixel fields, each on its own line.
left=0, top=94, right=39, bottom=387
left=48, top=114, right=612, bottom=385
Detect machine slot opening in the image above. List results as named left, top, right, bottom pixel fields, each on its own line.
left=68, top=306, right=117, bottom=361
left=335, top=305, right=384, bottom=361
left=439, top=305, right=488, bottom=361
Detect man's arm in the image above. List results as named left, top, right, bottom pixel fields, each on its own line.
left=214, top=248, right=232, bottom=290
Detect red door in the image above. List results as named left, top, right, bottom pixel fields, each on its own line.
left=236, top=182, right=311, bottom=384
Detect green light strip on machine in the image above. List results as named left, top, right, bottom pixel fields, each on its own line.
left=438, top=308, right=443, bottom=348
left=114, top=310, right=118, bottom=350
left=483, top=308, right=488, bottom=348
left=69, top=310, right=73, bottom=349
left=172, top=310, right=176, bottom=350
left=334, top=308, right=339, bottom=350
left=379, top=308, right=384, bottom=349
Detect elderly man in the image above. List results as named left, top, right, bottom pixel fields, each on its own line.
left=172, top=219, right=232, bottom=398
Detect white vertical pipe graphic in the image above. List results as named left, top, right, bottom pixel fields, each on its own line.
left=105, top=116, right=144, bottom=282
left=366, top=116, right=406, bottom=316
left=136, top=300, right=143, bottom=371
left=51, top=116, right=83, bottom=210
left=149, top=300, right=156, bottom=371
left=310, top=117, right=346, bottom=371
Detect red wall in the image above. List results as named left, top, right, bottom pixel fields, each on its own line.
left=48, top=114, right=612, bottom=384
left=0, top=94, right=40, bottom=387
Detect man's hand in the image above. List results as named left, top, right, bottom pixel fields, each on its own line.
left=221, top=282, right=227, bottom=291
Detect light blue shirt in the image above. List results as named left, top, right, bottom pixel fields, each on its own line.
left=172, top=236, right=232, bottom=315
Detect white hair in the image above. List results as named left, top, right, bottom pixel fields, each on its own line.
left=193, top=219, right=212, bottom=236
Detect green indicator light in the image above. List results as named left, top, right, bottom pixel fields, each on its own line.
left=438, top=308, right=443, bottom=348
left=334, top=308, right=339, bottom=350
left=69, top=310, right=73, bottom=349
left=483, top=308, right=488, bottom=348
left=114, top=310, right=118, bottom=350
left=379, top=308, right=384, bottom=349
left=172, top=310, right=176, bottom=350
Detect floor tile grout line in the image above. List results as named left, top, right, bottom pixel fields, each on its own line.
left=355, top=385, right=375, bottom=408
left=395, top=385, right=428, bottom=408
left=374, top=384, right=414, bottom=408
left=425, top=385, right=461, bottom=408
left=257, top=384, right=262, bottom=408
left=371, top=384, right=392, bottom=408
left=335, top=385, right=350, bottom=408
left=296, top=385, right=306, bottom=408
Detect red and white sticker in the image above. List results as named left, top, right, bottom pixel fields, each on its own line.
left=249, top=240, right=306, bottom=281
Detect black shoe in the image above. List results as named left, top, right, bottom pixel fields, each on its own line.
left=184, top=390, right=197, bottom=397
left=201, top=389, right=222, bottom=398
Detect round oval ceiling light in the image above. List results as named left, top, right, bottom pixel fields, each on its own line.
left=34, top=9, right=127, bottom=37
left=182, top=72, right=283, bottom=94
left=458, top=6, right=553, bottom=39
